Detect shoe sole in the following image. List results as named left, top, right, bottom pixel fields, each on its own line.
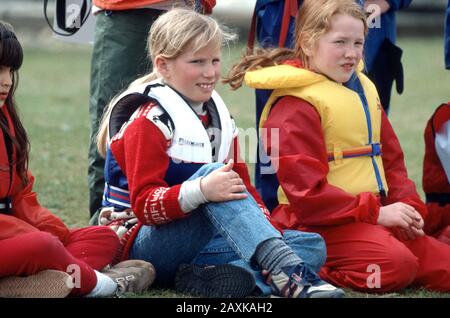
left=270, top=288, right=346, bottom=298
left=107, top=260, right=156, bottom=293
left=0, top=270, right=72, bottom=298
left=174, top=264, right=256, bottom=298
left=308, top=288, right=346, bottom=298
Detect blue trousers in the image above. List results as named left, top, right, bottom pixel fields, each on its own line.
left=130, top=163, right=326, bottom=295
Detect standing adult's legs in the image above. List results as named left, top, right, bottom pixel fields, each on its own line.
left=88, top=9, right=161, bottom=216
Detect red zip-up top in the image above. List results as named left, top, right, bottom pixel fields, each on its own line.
left=0, top=104, right=70, bottom=243
left=262, top=96, right=426, bottom=232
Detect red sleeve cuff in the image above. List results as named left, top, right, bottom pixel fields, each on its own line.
left=357, top=192, right=381, bottom=225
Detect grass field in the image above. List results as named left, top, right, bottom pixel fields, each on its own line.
left=14, top=35, right=450, bottom=298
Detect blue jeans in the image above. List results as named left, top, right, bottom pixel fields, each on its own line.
left=130, top=163, right=326, bottom=294
left=192, top=230, right=326, bottom=295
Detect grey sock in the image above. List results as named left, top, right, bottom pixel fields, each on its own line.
left=254, top=238, right=303, bottom=274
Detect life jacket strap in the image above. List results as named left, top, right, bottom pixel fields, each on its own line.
left=0, top=196, right=12, bottom=214
left=328, top=143, right=383, bottom=162
left=426, top=193, right=450, bottom=206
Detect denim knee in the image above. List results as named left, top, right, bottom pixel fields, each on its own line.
left=307, top=233, right=327, bottom=271
left=283, top=230, right=327, bottom=273
left=193, top=163, right=224, bottom=177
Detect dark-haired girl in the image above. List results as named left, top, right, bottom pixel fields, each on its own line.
left=0, top=21, right=154, bottom=298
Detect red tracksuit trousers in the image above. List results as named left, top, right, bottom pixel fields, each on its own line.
left=317, top=223, right=450, bottom=292
left=0, top=226, right=119, bottom=296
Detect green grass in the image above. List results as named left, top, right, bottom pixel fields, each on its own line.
left=388, top=38, right=450, bottom=196
left=17, top=44, right=92, bottom=227
left=16, top=36, right=450, bottom=298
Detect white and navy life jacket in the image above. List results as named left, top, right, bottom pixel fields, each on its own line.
left=102, top=80, right=235, bottom=210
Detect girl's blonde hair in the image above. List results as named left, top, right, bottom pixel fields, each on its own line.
left=224, top=0, right=368, bottom=90
left=97, top=8, right=236, bottom=156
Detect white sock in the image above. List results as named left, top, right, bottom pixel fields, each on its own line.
left=85, top=270, right=118, bottom=298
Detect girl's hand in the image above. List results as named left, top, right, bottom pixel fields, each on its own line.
left=200, top=160, right=247, bottom=202
left=377, top=202, right=422, bottom=230
left=397, top=226, right=425, bottom=241
left=406, top=213, right=425, bottom=240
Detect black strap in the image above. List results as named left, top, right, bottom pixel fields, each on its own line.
left=109, top=94, right=157, bottom=139
left=109, top=83, right=177, bottom=140
left=426, top=193, right=450, bottom=206
left=0, top=112, right=13, bottom=214
left=0, top=197, right=12, bottom=214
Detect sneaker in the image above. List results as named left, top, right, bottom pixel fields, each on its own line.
left=269, top=263, right=345, bottom=298
left=174, top=264, right=256, bottom=298
left=101, top=260, right=155, bottom=295
left=0, top=270, right=73, bottom=298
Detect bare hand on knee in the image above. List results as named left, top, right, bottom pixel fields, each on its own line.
left=377, top=202, right=425, bottom=240
left=200, top=160, right=248, bottom=202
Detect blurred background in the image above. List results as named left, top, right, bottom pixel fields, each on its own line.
left=0, top=0, right=448, bottom=39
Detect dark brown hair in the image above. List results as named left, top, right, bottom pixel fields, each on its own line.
left=0, top=21, right=29, bottom=185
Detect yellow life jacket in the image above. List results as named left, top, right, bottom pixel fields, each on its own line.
left=245, top=64, right=388, bottom=204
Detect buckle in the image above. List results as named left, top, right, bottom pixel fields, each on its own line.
left=371, top=143, right=382, bottom=156
left=0, top=197, right=13, bottom=214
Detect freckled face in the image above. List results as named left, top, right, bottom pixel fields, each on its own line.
left=306, top=14, right=365, bottom=83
